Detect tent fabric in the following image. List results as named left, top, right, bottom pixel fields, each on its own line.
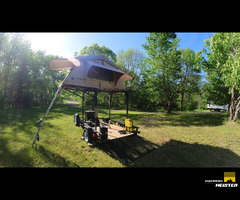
left=49, top=55, right=133, bottom=92
left=49, top=55, right=132, bottom=81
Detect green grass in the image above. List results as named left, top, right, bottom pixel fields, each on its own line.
left=0, top=105, right=240, bottom=167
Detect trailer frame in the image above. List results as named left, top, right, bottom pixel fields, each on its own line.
left=73, top=88, right=140, bottom=146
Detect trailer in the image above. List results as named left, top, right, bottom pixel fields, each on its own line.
left=207, top=103, right=227, bottom=112
left=32, top=55, right=140, bottom=147
left=74, top=110, right=140, bottom=146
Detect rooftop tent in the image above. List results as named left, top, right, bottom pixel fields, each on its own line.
left=49, top=55, right=133, bottom=92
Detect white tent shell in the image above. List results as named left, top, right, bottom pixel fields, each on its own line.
left=49, top=55, right=133, bottom=92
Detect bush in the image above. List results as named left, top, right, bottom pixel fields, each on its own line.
left=187, top=101, right=198, bottom=111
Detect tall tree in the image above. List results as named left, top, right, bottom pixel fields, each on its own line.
left=142, top=32, right=181, bottom=113
left=0, top=34, right=34, bottom=108
left=179, top=48, right=201, bottom=110
left=202, top=32, right=240, bottom=122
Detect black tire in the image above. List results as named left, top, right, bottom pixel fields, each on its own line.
left=83, top=128, right=93, bottom=143
left=74, top=113, right=80, bottom=126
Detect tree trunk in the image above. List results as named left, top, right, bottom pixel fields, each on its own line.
left=232, top=109, right=239, bottom=122
left=167, top=101, right=171, bottom=114
left=180, top=89, right=184, bottom=110
left=230, top=87, right=240, bottom=122
left=230, top=87, right=235, bottom=121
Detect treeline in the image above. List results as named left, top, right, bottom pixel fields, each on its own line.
left=2, top=32, right=239, bottom=121
left=0, top=33, right=205, bottom=112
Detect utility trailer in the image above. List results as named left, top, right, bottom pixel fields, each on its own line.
left=32, top=55, right=140, bottom=148
left=74, top=109, right=140, bottom=146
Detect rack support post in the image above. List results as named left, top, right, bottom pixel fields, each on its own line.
left=125, top=91, right=129, bottom=119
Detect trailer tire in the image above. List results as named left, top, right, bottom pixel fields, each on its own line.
left=74, top=113, right=80, bottom=127
left=83, top=128, right=93, bottom=143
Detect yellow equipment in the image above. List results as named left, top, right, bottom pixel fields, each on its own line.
left=125, top=119, right=133, bottom=132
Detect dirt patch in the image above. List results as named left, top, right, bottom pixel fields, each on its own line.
left=64, top=100, right=81, bottom=108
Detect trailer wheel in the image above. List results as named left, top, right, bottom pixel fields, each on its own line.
left=83, top=129, right=93, bottom=143
left=74, top=113, right=80, bottom=127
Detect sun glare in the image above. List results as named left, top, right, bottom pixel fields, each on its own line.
left=25, top=33, right=65, bottom=57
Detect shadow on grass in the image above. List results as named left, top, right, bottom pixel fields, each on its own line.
left=35, top=145, right=78, bottom=167
left=94, top=133, right=240, bottom=167
left=0, top=137, right=33, bottom=167
left=131, top=139, right=240, bottom=167
left=0, top=138, right=78, bottom=167
left=0, top=106, right=59, bottom=136
left=97, top=135, right=157, bottom=165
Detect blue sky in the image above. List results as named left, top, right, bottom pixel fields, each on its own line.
left=177, top=32, right=214, bottom=54
left=25, top=32, right=214, bottom=58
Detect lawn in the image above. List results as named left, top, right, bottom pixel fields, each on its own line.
left=0, top=105, right=240, bottom=167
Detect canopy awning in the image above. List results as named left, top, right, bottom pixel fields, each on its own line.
left=49, top=58, right=80, bottom=70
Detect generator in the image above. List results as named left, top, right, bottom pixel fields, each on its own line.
left=85, top=111, right=100, bottom=126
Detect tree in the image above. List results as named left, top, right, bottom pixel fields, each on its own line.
left=202, top=32, right=240, bottom=122
left=30, top=50, right=63, bottom=106
left=0, top=33, right=64, bottom=108
left=203, top=75, right=231, bottom=110
left=142, top=32, right=181, bottom=113
left=0, top=34, right=34, bottom=108
left=116, top=48, right=145, bottom=109
left=179, top=48, right=201, bottom=110
left=117, top=48, right=144, bottom=91
left=117, top=48, right=144, bottom=76
left=78, top=43, right=117, bottom=63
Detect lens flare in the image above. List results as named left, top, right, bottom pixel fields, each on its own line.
left=67, top=57, right=81, bottom=67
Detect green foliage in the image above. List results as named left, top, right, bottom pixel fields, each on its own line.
left=178, top=48, right=202, bottom=110
left=116, top=48, right=145, bottom=109
left=203, top=76, right=231, bottom=105
left=202, top=32, right=240, bottom=121
left=78, top=43, right=117, bottom=63
left=0, top=34, right=64, bottom=108
left=203, top=33, right=240, bottom=91
left=142, top=32, right=181, bottom=113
